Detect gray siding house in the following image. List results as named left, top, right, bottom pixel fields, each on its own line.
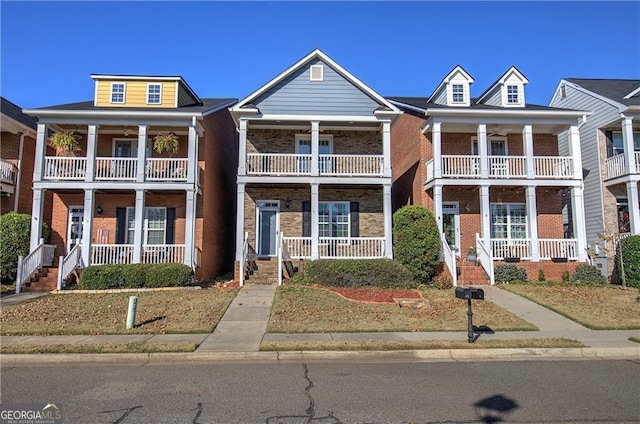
left=550, top=79, right=640, bottom=277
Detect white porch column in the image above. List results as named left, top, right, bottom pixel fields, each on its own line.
left=568, top=125, right=582, bottom=180
left=434, top=184, right=443, bottom=235
left=383, top=184, right=393, bottom=258
left=571, top=187, right=587, bottom=261
left=33, top=123, right=47, bottom=182
left=311, top=183, right=319, bottom=259
left=238, top=119, right=247, bottom=176
left=136, top=125, right=147, bottom=183
left=184, top=190, right=196, bottom=267
left=311, top=121, right=320, bottom=176
left=29, top=188, right=45, bottom=251
left=477, top=124, right=489, bottom=179
left=526, top=186, right=540, bottom=261
left=235, top=183, right=246, bottom=261
left=432, top=121, right=442, bottom=178
left=85, top=124, right=98, bottom=182
left=382, top=121, right=391, bottom=178
left=523, top=124, right=535, bottom=179
left=187, top=124, right=198, bottom=184
left=81, top=189, right=95, bottom=267
left=622, top=117, right=636, bottom=175
left=627, top=182, right=640, bottom=234
left=480, top=185, right=491, bottom=249
left=132, top=190, right=145, bottom=263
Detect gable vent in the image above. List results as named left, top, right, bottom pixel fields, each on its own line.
left=310, top=65, right=324, bottom=82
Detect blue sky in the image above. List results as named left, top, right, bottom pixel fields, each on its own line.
left=1, top=1, right=639, bottom=109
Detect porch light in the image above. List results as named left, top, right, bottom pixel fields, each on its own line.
left=96, top=205, right=103, bottom=215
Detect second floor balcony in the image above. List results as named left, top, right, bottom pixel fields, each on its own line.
left=605, top=152, right=640, bottom=180
left=246, top=153, right=384, bottom=177
left=0, top=159, right=18, bottom=190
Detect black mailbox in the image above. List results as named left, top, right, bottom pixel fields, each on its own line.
left=455, top=287, right=484, bottom=300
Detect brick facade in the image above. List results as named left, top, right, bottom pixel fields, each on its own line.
left=247, top=129, right=382, bottom=155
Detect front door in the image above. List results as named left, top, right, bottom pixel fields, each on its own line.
left=442, top=202, right=461, bottom=257
left=67, top=207, right=84, bottom=253
left=256, top=201, right=279, bottom=257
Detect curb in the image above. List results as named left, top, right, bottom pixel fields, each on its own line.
left=1, top=347, right=638, bottom=365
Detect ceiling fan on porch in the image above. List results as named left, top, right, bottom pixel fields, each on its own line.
left=487, top=125, right=508, bottom=137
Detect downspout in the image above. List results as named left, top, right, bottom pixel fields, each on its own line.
left=13, top=132, right=26, bottom=212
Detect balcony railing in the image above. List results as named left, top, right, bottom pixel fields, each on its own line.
left=246, top=153, right=384, bottom=177
left=146, top=159, right=188, bottom=181
left=538, top=239, right=578, bottom=260
left=281, top=236, right=385, bottom=259
left=429, top=155, right=575, bottom=181
left=605, top=153, right=640, bottom=180
left=91, top=244, right=186, bottom=265
left=44, top=157, right=86, bottom=180
left=0, top=159, right=18, bottom=185
left=95, top=158, right=137, bottom=181
left=491, top=239, right=531, bottom=260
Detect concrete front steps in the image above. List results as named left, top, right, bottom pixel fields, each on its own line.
left=244, top=258, right=280, bottom=285
left=22, top=267, right=58, bottom=292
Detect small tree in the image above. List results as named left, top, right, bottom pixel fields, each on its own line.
left=615, top=235, right=640, bottom=288
left=0, top=212, right=50, bottom=283
left=393, top=205, right=440, bottom=284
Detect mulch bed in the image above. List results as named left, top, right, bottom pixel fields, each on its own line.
left=323, top=286, right=423, bottom=303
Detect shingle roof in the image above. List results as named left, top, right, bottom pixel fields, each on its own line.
left=1, top=97, right=38, bottom=129
left=565, top=78, right=640, bottom=106
left=30, top=98, right=237, bottom=114
left=387, top=96, right=577, bottom=112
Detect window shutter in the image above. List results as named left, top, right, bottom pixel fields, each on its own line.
left=302, top=201, right=311, bottom=237
left=115, top=208, right=126, bottom=244
left=166, top=208, right=176, bottom=244
left=350, top=202, right=359, bottom=237
left=605, top=131, right=614, bottom=158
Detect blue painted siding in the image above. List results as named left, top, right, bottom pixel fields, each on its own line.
left=254, top=59, right=380, bottom=116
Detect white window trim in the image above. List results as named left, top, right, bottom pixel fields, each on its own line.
left=310, top=64, right=324, bottom=82
left=506, top=84, right=520, bottom=105
left=451, top=84, right=465, bottom=104
left=318, top=201, right=350, bottom=242
left=147, top=83, right=162, bottom=105
left=294, top=134, right=334, bottom=153
left=126, top=206, right=167, bottom=245
left=471, top=137, right=509, bottom=155
left=112, top=137, right=153, bottom=157
left=110, top=82, right=126, bottom=104
left=255, top=200, right=280, bottom=257
left=490, top=203, right=528, bottom=240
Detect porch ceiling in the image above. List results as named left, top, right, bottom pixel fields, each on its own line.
left=247, top=119, right=381, bottom=131
left=438, top=122, right=567, bottom=135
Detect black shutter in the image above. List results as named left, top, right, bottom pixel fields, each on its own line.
left=605, top=131, right=613, bottom=158
left=166, top=208, right=176, bottom=244
left=116, top=208, right=126, bottom=244
left=302, top=201, right=311, bottom=237
left=350, top=202, right=359, bottom=237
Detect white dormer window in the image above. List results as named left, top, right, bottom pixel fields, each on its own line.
left=507, top=85, right=519, bottom=104
left=452, top=84, right=464, bottom=103
left=111, top=83, right=125, bottom=104
left=310, top=65, right=324, bottom=82
left=147, top=84, right=162, bottom=104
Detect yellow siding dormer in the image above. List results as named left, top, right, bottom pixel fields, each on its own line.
left=91, top=75, right=201, bottom=108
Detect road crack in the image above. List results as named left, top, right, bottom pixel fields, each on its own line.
left=192, top=402, right=203, bottom=424
left=99, top=405, right=142, bottom=424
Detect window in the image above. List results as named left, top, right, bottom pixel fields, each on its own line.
left=490, top=204, right=527, bottom=239
left=611, top=132, right=640, bottom=156
left=147, top=84, right=161, bottom=104
left=111, top=83, right=125, bottom=103
left=126, top=207, right=167, bottom=245
left=452, top=84, right=464, bottom=103
left=295, top=134, right=333, bottom=173
left=310, top=65, right=324, bottom=82
left=318, top=202, right=350, bottom=239
left=617, top=199, right=630, bottom=234
left=506, top=85, right=519, bottom=104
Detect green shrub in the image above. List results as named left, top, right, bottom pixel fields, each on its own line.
left=615, top=235, right=640, bottom=288
left=0, top=212, right=50, bottom=283
left=300, top=259, right=414, bottom=289
left=571, top=264, right=606, bottom=284
left=393, top=205, right=440, bottom=284
left=537, top=269, right=546, bottom=282
left=494, top=264, right=528, bottom=283
left=561, top=270, right=571, bottom=283
left=79, top=263, right=194, bottom=290
left=433, top=274, right=453, bottom=290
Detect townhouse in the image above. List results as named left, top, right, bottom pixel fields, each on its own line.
left=550, top=79, right=640, bottom=277
left=229, top=49, right=401, bottom=284
left=389, top=66, right=589, bottom=284
left=18, top=75, right=238, bottom=291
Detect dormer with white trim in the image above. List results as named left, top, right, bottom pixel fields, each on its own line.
left=427, top=66, right=474, bottom=107
left=90, top=75, right=202, bottom=108
left=477, top=66, right=529, bottom=108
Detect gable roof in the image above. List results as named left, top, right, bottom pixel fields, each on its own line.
left=1, top=97, right=38, bottom=130
left=564, top=78, right=640, bottom=106
left=476, top=66, right=529, bottom=104
left=232, top=48, right=400, bottom=114
left=388, top=96, right=584, bottom=114
left=426, top=65, right=474, bottom=103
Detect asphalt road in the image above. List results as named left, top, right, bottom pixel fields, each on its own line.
left=1, top=359, right=639, bottom=423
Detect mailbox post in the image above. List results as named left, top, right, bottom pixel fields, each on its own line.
left=455, top=287, right=484, bottom=343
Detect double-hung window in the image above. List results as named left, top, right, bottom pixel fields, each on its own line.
left=126, top=207, right=167, bottom=245
left=506, top=85, right=519, bottom=104
left=147, top=84, right=161, bottom=104
left=111, top=83, right=125, bottom=104
left=318, top=202, right=350, bottom=241
left=611, top=132, right=640, bottom=156
left=452, top=84, right=464, bottom=103
left=490, top=204, right=527, bottom=240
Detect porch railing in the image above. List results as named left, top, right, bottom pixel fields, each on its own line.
left=636, top=152, right=640, bottom=173
left=432, top=155, right=576, bottom=180
left=318, top=237, right=385, bottom=259
left=476, top=234, right=494, bottom=285
left=282, top=237, right=312, bottom=259
left=441, top=155, right=480, bottom=177
left=95, top=158, right=137, bottom=181
left=240, top=232, right=249, bottom=287
left=489, top=156, right=526, bottom=178
left=318, top=154, right=384, bottom=176
left=612, top=232, right=632, bottom=253
left=44, top=157, right=86, bottom=180
left=141, top=245, right=185, bottom=264
left=534, top=157, right=573, bottom=178
left=91, top=244, right=134, bottom=265
left=538, top=239, right=578, bottom=260
left=16, top=238, right=56, bottom=293
left=0, top=159, right=17, bottom=185
left=57, top=241, right=82, bottom=290
left=440, top=233, right=457, bottom=287
left=247, top=153, right=311, bottom=175
left=91, top=244, right=186, bottom=265
left=146, top=158, right=188, bottom=181
left=491, top=239, right=531, bottom=260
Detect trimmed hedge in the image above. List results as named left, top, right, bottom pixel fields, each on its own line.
left=393, top=205, right=440, bottom=284
left=0, top=212, right=50, bottom=283
left=494, top=264, right=528, bottom=283
left=615, top=235, right=640, bottom=288
left=571, top=264, right=606, bottom=284
left=297, top=259, right=415, bottom=289
left=79, top=263, right=194, bottom=290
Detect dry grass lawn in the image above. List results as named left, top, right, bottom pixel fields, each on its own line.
left=0, top=342, right=197, bottom=354
left=267, top=285, right=537, bottom=333
left=501, top=284, right=640, bottom=330
left=0, top=289, right=237, bottom=335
